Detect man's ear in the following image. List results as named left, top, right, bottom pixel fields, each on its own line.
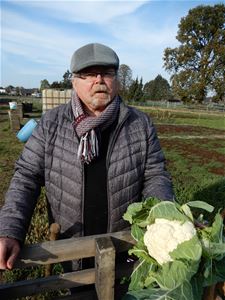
left=71, top=78, right=77, bottom=90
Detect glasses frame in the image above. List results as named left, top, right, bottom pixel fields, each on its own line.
left=73, top=70, right=117, bottom=81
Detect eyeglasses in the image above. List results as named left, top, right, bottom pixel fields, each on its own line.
left=74, top=71, right=117, bottom=81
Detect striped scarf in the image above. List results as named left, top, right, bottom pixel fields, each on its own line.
left=71, top=90, right=120, bottom=163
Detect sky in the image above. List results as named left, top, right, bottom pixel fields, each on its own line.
left=0, top=0, right=221, bottom=89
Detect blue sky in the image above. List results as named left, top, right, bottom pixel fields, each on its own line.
left=1, top=0, right=220, bottom=88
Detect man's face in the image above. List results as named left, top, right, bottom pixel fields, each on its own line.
left=72, top=66, right=119, bottom=116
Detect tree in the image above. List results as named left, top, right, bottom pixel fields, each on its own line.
left=134, top=77, right=144, bottom=102
left=61, top=70, right=72, bottom=89
left=144, top=75, right=172, bottom=101
left=163, top=4, right=225, bottom=103
left=49, top=70, right=72, bottom=89
left=5, top=85, right=14, bottom=94
left=15, top=87, right=25, bottom=96
left=51, top=81, right=61, bottom=89
left=118, top=64, right=132, bottom=100
left=40, top=79, right=50, bottom=91
left=128, top=77, right=144, bottom=102
left=212, top=76, right=225, bottom=102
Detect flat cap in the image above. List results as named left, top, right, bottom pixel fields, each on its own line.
left=70, top=43, right=119, bottom=73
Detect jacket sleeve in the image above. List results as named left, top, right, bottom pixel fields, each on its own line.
left=0, top=118, right=46, bottom=243
left=141, top=115, right=174, bottom=201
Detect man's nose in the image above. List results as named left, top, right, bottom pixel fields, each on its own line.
left=94, top=73, right=104, bottom=83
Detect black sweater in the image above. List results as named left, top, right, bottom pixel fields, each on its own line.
left=83, top=126, right=111, bottom=236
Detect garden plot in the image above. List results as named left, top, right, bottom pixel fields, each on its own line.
left=155, top=123, right=225, bottom=215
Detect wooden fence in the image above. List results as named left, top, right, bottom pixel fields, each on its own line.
left=0, top=230, right=135, bottom=300
left=0, top=228, right=224, bottom=300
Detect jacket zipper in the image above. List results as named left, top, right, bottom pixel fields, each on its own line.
left=106, top=111, right=130, bottom=232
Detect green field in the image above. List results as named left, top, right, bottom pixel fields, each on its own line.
left=0, top=100, right=224, bottom=298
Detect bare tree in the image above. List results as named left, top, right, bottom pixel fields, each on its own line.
left=118, top=64, right=132, bottom=100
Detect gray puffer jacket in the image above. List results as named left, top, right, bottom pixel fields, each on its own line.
left=0, top=100, right=173, bottom=242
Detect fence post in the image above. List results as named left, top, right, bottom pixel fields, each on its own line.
left=8, top=109, right=21, bottom=132
left=95, top=236, right=115, bottom=300
left=45, top=223, right=61, bottom=277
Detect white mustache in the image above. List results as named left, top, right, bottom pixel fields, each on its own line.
left=93, top=85, right=108, bottom=93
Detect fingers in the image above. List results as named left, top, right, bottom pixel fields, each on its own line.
left=0, top=241, right=7, bottom=269
left=7, top=244, right=20, bottom=270
left=0, top=237, right=21, bottom=270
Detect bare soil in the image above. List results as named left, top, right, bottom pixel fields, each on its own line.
left=157, top=124, right=225, bottom=176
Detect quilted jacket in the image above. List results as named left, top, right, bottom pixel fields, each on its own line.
left=0, top=100, right=173, bottom=242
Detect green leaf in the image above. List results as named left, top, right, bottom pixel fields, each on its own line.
left=148, top=201, right=188, bottom=223
left=129, top=259, right=154, bottom=291
left=210, top=212, right=223, bottom=243
left=134, top=210, right=151, bottom=227
left=129, top=245, right=157, bottom=265
left=202, top=257, right=225, bottom=286
left=202, top=239, right=225, bottom=259
left=190, top=276, right=204, bottom=300
left=180, top=204, right=194, bottom=221
left=170, top=235, right=202, bottom=263
left=123, top=280, right=195, bottom=300
left=186, top=201, right=214, bottom=213
left=123, top=198, right=160, bottom=226
left=131, top=224, right=145, bottom=242
left=123, top=202, right=144, bottom=224
left=151, top=260, right=194, bottom=290
left=143, top=197, right=161, bottom=209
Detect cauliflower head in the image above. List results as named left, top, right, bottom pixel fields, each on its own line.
left=143, top=218, right=196, bottom=265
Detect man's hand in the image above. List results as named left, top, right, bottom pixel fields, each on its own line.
left=0, top=237, right=20, bottom=270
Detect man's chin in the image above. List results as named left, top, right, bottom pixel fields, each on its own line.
left=92, top=95, right=111, bottom=108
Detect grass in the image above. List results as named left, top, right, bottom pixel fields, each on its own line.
left=135, top=105, right=225, bottom=130
left=157, top=124, right=225, bottom=221
left=171, top=116, right=225, bottom=130
left=0, top=101, right=67, bottom=299
left=0, top=101, right=225, bottom=298
left=0, top=121, right=23, bottom=204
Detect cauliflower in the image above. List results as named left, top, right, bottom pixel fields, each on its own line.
left=143, top=218, right=196, bottom=265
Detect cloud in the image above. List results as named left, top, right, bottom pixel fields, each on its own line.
left=1, top=7, right=88, bottom=69
left=1, top=1, right=156, bottom=75
left=1, top=0, right=181, bottom=87
left=12, top=0, right=148, bottom=24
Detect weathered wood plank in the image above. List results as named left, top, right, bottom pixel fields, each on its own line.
left=95, top=237, right=115, bottom=300
left=14, top=230, right=134, bottom=268
left=45, top=223, right=61, bottom=277
left=8, top=110, right=21, bottom=131
left=0, top=260, right=134, bottom=299
left=0, top=269, right=95, bottom=299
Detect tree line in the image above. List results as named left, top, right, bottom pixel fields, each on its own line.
left=40, top=4, right=224, bottom=104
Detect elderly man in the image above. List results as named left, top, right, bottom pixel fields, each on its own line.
left=0, top=43, right=173, bottom=277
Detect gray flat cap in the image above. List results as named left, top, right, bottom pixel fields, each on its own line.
left=70, top=43, right=119, bottom=73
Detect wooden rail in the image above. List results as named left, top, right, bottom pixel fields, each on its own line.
left=0, top=228, right=224, bottom=299
left=0, top=230, right=135, bottom=299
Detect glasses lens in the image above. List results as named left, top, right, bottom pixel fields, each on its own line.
left=76, top=71, right=116, bottom=80
left=104, top=72, right=116, bottom=79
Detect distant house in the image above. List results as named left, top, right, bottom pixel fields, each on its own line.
left=9, top=89, right=17, bottom=96
left=203, top=97, right=213, bottom=104
left=31, top=92, right=42, bottom=98
left=0, top=88, right=7, bottom=94
left=23, top=89, right=36, bottom=96
left=167, top=98, right=182, bottom=104
left=166, top=99, right=183, bottom=108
